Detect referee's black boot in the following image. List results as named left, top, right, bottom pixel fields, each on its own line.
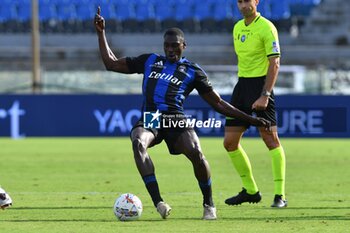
left=225, top=188, right=261, bottom=205
left=271, top=195, right=287, bottom=208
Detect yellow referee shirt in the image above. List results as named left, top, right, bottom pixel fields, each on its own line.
left=233, top=13, right=280, bottom=78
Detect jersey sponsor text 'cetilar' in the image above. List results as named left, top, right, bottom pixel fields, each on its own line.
left=148, top=71, right=183, bottom=86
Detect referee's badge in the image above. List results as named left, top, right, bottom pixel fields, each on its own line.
left=272, top=41, right=280, bottom=53
left=241, top=35, right=246, bottom=42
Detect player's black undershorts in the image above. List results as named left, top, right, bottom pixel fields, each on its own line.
left=225, top=76, right=277, bottom=128
left=131, top=120, right=198, bottom=155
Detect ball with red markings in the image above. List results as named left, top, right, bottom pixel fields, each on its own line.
left=113, top=193, right=143, bottom=221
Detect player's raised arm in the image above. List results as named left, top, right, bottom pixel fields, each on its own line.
left=201, top=90, right=271, bottom=130
left=94, top=6, right=130, bottom=73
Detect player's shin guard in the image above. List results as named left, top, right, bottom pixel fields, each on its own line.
left=269, top=146, right=286, bottom=198
left=228, top=146, right=259, bottom=194
left=198, top=178, right=213, bottom=206
left=142, top=174, right=163, bottom=207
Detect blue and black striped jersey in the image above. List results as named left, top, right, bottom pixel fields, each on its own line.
left=126, top=53, right=213, bottom=115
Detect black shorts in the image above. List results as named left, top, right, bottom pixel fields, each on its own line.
left=131, top=120, right=197, bottom=155
left=225, top=77, right=277, bottom=128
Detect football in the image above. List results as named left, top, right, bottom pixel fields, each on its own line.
left=113, top=193, right=143, bottom=221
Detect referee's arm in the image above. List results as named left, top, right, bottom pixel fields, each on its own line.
left=252, top=56, right=280, bottom=111
left=263, top=56, right=280, bottom=94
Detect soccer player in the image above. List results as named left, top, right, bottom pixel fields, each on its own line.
left=224, top=0, right=287, bottom=208
left=94, top=7, right=270, bottom=220
left=0, top=187, right=12, bottom=209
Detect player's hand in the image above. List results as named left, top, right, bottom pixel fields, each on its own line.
left=252, top=117, right=271, bottom=131
left=94, top=6, right=105, bottom=33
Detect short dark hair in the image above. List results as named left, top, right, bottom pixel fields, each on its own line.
left=163, top=28, right=185, bottom=41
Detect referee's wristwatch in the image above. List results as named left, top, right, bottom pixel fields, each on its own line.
left=261, top=90, right=271, bottom=97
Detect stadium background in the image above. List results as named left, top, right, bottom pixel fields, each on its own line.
left=0, top=0, right=349, bottom=138
left=1, top=2, right=349, bottom=232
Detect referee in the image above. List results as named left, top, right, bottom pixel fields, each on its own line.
left=224, top=0, right=287, bottom=208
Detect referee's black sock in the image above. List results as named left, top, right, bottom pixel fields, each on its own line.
left=142, top=174, right=163, bottom=207
left=199, top=178, right=214, bottom=206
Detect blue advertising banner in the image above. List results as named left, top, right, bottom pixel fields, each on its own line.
left=0, top=95, right=349, bottom=138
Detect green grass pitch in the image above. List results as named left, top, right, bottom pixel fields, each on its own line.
left=0, top=138, right=349, bottom=232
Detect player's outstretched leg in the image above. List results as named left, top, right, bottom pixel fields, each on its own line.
left=131, top=126, right=170, bottom=218
left=0, top=187, right=12, bottom=209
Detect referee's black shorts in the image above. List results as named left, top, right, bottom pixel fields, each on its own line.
left=225, top=76, right=277, bottom=128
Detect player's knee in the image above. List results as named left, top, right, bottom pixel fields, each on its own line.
left=131, top=138, right=147, bottom=155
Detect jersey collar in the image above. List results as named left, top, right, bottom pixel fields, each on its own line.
left=244, top=12, right=261, bottom=26
left=178, top=57, right=188, bottom=64
left=254, top=12, right=261, bottom=23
